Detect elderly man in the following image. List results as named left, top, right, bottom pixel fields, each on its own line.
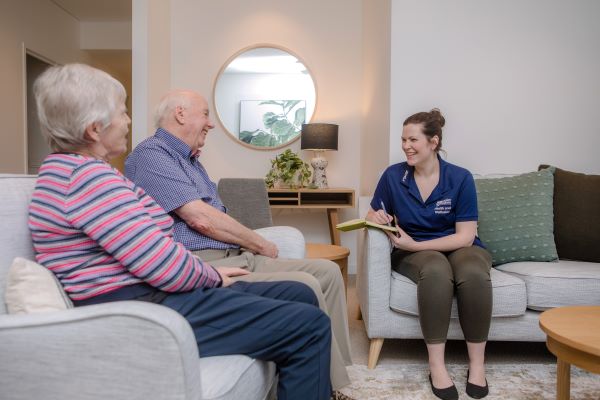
left=125, top=89, right=352, bottom=393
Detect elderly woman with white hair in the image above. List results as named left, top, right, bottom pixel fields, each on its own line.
left=28, top=63, right=334, bottom=400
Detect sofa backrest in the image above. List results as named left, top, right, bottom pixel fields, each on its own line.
left=0, top=174, right=37, bottom=314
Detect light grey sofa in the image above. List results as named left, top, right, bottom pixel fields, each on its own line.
left=0, top=174, right=306, bottom=400
left=357, top=194, right=600, bottom=369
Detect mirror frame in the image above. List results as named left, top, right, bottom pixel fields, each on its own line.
left=212, top=43, right=318, bottom=151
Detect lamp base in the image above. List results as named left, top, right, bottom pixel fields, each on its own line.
left=310, top=154, right=328, bottom=189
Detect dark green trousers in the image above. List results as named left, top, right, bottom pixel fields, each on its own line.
left=391, top=246, right=493, bottom=344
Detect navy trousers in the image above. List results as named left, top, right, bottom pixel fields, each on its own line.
left=160, top=281, right=332, bottom=400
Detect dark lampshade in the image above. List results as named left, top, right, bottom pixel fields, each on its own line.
left=300, top=123, right=338, bottom=151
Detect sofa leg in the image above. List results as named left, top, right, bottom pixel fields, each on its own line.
left=367, top=338, right=384, bottom=369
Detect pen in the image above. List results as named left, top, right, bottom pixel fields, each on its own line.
left=380, top=201, right=393, bottom=229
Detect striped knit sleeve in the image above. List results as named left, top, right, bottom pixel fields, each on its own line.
left=66, top=161, right=222, bottom=291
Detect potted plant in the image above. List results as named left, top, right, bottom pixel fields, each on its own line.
left=265, top=149, right=312, bottom=189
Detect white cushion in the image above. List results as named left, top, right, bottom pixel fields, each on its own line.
left=496, top=260, right=600, bottom=310
left=5, top=257, right=73, bottom=314
left=389, top=268, right=527, bottom=318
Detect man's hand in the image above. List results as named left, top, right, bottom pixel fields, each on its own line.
left=216, top=266, right=250, bottom=287
left=257, top=239, right=279, bottom=258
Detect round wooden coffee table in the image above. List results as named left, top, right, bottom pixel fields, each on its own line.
left=305, top=242, right=350, bottom=299
left=539, top=306, right=600, bottom=400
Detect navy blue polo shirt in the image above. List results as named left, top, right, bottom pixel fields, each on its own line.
left=371, top=155, right=483, bottom=248
left=125, top=128, right=238, bottom=251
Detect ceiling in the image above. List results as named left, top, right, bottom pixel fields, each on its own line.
left=51, top=0, right=131, bottom=21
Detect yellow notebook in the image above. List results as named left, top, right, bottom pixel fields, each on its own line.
left=336, top=218, right=399, bottom=233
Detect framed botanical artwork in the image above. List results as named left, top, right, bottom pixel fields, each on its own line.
left=239, top=100, right=306, bottom=147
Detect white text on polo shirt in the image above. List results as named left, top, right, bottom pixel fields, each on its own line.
left=434, top=198, right=452, bottom=214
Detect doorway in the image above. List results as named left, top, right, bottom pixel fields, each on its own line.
left=26, top=52, right=53, bottom=175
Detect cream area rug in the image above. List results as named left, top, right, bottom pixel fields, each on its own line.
left=340, top=363, right=600, bottom=400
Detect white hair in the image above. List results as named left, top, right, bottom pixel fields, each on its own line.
left=153, top=89, right=195, bottom=129
left=33, top=63, right=126, bottom=152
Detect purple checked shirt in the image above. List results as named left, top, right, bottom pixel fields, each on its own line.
left=125, top=128, right=239, bottom=251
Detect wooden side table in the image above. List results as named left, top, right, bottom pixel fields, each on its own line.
left=268, top=188, right=355, bottom=246
left=305, top=242, right=350, bottom=299
left=539, top=306, right=600, bottom=400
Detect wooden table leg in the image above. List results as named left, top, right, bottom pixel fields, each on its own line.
left=327, top=208, right=341, bottom=245
left=556, top=358, right=570, bottom=400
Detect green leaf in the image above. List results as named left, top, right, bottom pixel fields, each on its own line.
left=271, top=120, right=296, bottom=137
left=262, top=112, right=281, bottom=128
left=294, top=107, right=306, bottom=126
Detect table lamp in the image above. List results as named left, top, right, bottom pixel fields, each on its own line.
left=300, top=123, right=338, bottom=188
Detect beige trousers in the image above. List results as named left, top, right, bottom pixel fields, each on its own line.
left=194, top=249, right=352, bottom=390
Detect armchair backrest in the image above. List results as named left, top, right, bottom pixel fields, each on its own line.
left=0, top=175, right=38, bottom=314
left=217, top=178, right=273, bottom=230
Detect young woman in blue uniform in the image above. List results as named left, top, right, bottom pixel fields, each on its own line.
left=367, top=109, right=492, bottom=400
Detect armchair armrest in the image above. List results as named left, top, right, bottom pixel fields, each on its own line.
left=254, top=226, right=306, bottom=259
left=357, top=228, right=393, bottom=325
left=0, top=301, right=202, bottom=400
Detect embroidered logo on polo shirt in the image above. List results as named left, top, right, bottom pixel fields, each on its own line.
left=402, top=170, right=408, bottom=182
left=434, top=198, right=452, bottom=214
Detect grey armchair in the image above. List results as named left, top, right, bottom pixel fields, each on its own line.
left=0, top=175, right=307, bottom=400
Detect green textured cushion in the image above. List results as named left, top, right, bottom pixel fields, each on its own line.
left=475, top=169, right=558, bottom=266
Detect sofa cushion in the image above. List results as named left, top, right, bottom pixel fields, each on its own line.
left=198, top=355, right=276, bottom=400
left=495, top=260, right=600, bottom=311
left=539, top=165, right=600, bottom=263
left=389, top=268, right=527, bottom=317
left=5, top=257, right=73, bottom=314
left=475, top=170, right=558, bottom=266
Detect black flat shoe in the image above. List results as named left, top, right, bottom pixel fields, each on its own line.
left=466, top=370, right=489, bottom=399
left=428, top=374, right=458, bottom=400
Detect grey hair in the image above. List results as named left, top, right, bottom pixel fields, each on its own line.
left=33, top=63, right=126, bottom=152
left=153, top=89, right=195, bottom=129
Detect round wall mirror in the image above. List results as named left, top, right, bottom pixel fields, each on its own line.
left=213, top=45, right=317, bottom=150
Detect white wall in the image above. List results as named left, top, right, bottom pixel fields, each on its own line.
left=0, top=0, right=91, bottom=173
left=390, top=0, right=600, bottom=174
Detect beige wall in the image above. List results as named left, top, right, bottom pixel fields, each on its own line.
left=0, top=0, right=91, bottom=173
left=87, top=50, right=133, bottom=173
left=361, top=0, right=391, bottom=196
left=134, top=0, right=364, bottom=269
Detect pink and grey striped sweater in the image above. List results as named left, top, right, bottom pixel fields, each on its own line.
left=28, top=153, right=222, bottom=301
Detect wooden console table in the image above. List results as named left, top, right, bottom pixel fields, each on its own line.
left=267, top=188, right=355, bottom=246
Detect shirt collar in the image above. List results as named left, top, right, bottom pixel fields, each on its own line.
left=155, top=128, right=195, bottom=160
left=402, top=153, right=451, bottom=204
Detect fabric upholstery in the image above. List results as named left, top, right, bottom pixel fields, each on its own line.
left=539, top=165, right=600, bottom=263
left=218, top=178, right=273, bottom=230
left=389, top=268, right=526, bottom=318
left=0, top=174, right=278, bottom=399
left=475, top=170, right=558, bottom=265
left=199, top=355, right=276, bottom=400
left=5, top=257, right=73, bottom=314
left=254, top=226, right=306, bottom=259
left=356, top=228, right=548, bottom=342
left=0, top=174, right=37, bottom=315
left=495, top=260, right=600, bottom=310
